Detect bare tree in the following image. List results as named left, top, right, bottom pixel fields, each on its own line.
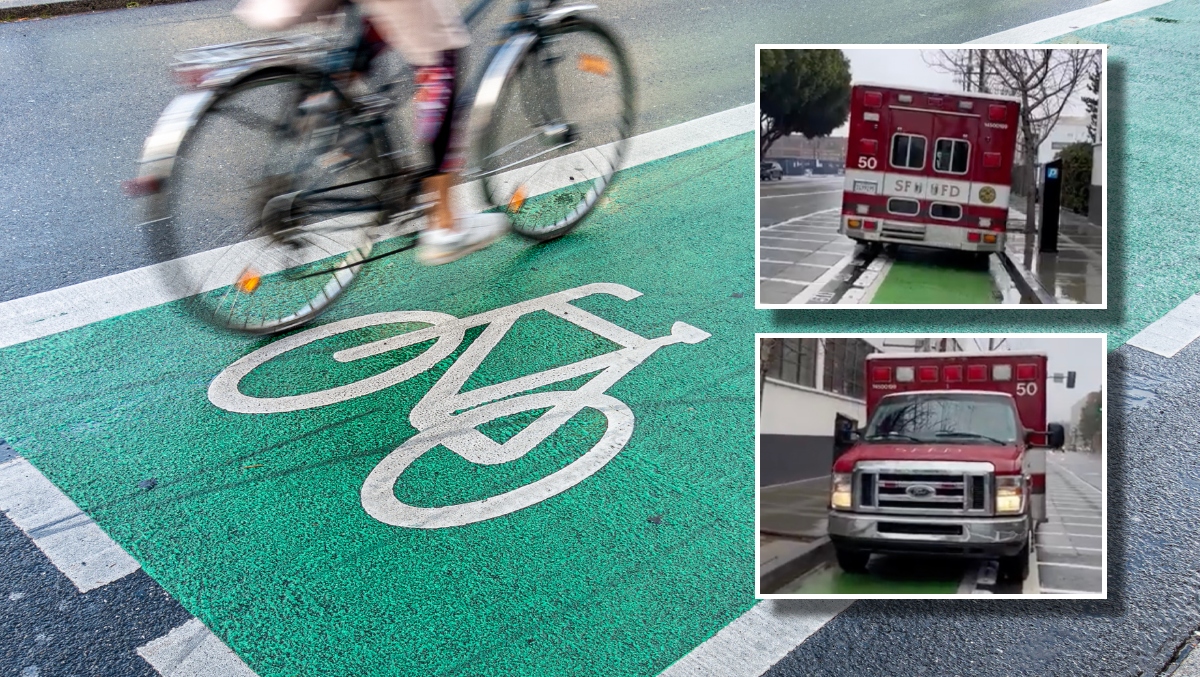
left=925, top=49, right=1093, bottom=235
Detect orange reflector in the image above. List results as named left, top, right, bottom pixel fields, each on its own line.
left=509, top=186, right=527, bottom=213
left=847, top=219, right=862, bottom=229
left=983, top=234, right=997, bottom=244
left=578, top=54, right=612, bottom=77
left=237, top=269, right=262, bottom=294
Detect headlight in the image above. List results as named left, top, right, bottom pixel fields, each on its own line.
left=995, top=475, right=1026, bottom=514
left=831, top=473, right=852, bottom=509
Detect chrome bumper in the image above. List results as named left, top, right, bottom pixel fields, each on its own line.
left=828, top=512, right=1029, bottom=557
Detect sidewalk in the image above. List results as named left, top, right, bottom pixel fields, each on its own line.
left=1005, top=205, right=1104, bottom=304
left=759, top=477, right=834, bottom=592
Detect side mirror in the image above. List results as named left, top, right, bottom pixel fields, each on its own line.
left=1047, top=423, right=1065, bottom=449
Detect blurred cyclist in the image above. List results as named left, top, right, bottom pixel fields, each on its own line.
left=236, top=0, right=508, bottom=265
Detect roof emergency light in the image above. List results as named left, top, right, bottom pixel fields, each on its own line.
left=1017, top=363, right=1038, bottom=380
left=983, top=153, right=1002, bottom=168
left=859, top=138, right=878, bottom=155
left=896, top=366, right=915, bottom=382
left=967, top=364, right=988, bottom=382
left=993, top=364, right=1012, bottom=381
left=863, top=91, right=883, bottom=108
left=917, top=366, right=938, bottom=382
left=944, top=365, right=963, bottom=382
left=988, top=104, right=1007, bottom=122
left=871, top=366, right=892, bottom=382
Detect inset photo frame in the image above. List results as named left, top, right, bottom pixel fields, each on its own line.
left=755, top=334, right=1107, bottom=599
left=755, top=45, right=1107, bottom=308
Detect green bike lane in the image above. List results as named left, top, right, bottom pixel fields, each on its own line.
left=0, top=12, right=1191, bottom=658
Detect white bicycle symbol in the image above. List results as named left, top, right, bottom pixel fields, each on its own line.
left=208, top=283, right=710, bottom=528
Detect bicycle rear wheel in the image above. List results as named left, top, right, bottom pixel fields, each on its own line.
left=146, top=69, right=395, bottom=334
left=472, top=18, right=634, bottom=241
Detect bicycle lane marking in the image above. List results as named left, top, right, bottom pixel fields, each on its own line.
left=0, top=134, right=772, bottom=677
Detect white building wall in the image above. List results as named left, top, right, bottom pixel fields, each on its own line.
left=1038, top=116, right=1091, bottom=165
left=761, top=379, right=867, bottom=436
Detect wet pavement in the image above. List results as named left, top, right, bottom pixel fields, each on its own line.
left=1036, top=451, right=1105, bottom=595
left=760, top=477, right=831, bottom=539
left=1006, top=206, right=1104, bottom=305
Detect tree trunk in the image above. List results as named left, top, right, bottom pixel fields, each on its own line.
left=759, top=338, right=775, bottom=400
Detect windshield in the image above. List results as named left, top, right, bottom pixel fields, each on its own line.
left=863, top=393, right=1019, bottom=445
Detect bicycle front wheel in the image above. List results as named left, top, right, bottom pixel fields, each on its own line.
left=472, top=18, right=635, bottom=241
left=145, top=69, right=392, bottom=334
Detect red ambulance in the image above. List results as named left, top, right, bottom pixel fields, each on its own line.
left=828, top=351, right=1065, bottom=583
left=840, top=83, right=1021, bottom=255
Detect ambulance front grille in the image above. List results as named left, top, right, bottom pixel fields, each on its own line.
left=856, top=470, right=992, bottom=516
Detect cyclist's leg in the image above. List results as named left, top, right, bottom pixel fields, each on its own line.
left=356, top=0, right=507, bottom=264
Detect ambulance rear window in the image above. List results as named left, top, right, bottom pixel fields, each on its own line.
left=934, top=138, right=970, bottom=174
left=930, top=203, right=962, bottom=221
left=890, top=134, right=926, bottom=170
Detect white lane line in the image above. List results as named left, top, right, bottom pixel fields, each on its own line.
left=1038, top=545, right=1103, bottom=553
left=1127, top=294, right=1200, bottom=357
left=761, top=261, right=829, bottom=269
left=1038, top=562, right=1104, bottom=571
left=658, top=600, right=851, bottom=677
left=1037, top=531, right=1101, bottom=538
left=0, top=104, right=756, bottom=351
left=1039, top=587, right=1094, bottom=595
left=786, top=252, right=858, bottom=305
left=969, top=0, right=1176, bottom=43
left=759, top=190, right=842, bottom=200
left=760, top=237, right=832, bottom=245
left=762, top=207, right=839, bottom=231
left=761, top=246, right=817, bottom=254
left=1050, top=463, right=1103, bottom=493
left=761, top=278, right=809, bottom=287
left=0, top=457, right=140, bottom=593
left=137, top=618, right=258, bottom=677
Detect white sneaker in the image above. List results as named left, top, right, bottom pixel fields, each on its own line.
left=417, top=212, right=509, bottom=265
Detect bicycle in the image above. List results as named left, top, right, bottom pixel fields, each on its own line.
left=126, top=0, right=634, bottom=335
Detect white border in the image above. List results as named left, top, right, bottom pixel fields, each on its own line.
left=754, top=45, right=1108, bottom=310
left=753, top=332, right=1108, bottom=600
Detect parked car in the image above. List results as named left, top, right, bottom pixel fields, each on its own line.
left=760, top=161, right=783, bottom=181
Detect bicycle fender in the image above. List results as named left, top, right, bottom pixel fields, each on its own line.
left=466, top=32, right=537, bottom=149
left=536, top=3, right=597, bottom=28
left=135, top=90, right=216, bottom=181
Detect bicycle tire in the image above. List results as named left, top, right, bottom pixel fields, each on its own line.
left=142, top=68, right=395, bottom=335
left=473, top=18, right=635, bottom=241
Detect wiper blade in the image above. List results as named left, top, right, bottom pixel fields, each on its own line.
left=864, top=432, right=925, bottom=442
left=932, top=431, right=1009, bottom=445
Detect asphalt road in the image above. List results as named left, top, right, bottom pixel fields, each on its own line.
left=0, top=0, right=1108, bottom=303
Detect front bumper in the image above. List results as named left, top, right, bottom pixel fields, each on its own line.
left=828, top=511, right=1029, bottom=558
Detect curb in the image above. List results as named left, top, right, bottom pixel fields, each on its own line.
left=759, top=535, right=835, bottom=594
left=0, top=0, right=193, bottom=22
left=998, top=250, right=1057, bottom=304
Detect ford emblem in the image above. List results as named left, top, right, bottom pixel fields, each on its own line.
left=906, top=484, right=935, bottom=498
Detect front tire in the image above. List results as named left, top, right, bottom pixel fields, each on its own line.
left=835, top=548, right=871, bottom=574
left=473, top=18, right=635, bottom=241
left=999, top=531, right=1031, bottom=583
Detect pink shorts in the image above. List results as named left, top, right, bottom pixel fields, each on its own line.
left=355, top=0, right=470, bottom=67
